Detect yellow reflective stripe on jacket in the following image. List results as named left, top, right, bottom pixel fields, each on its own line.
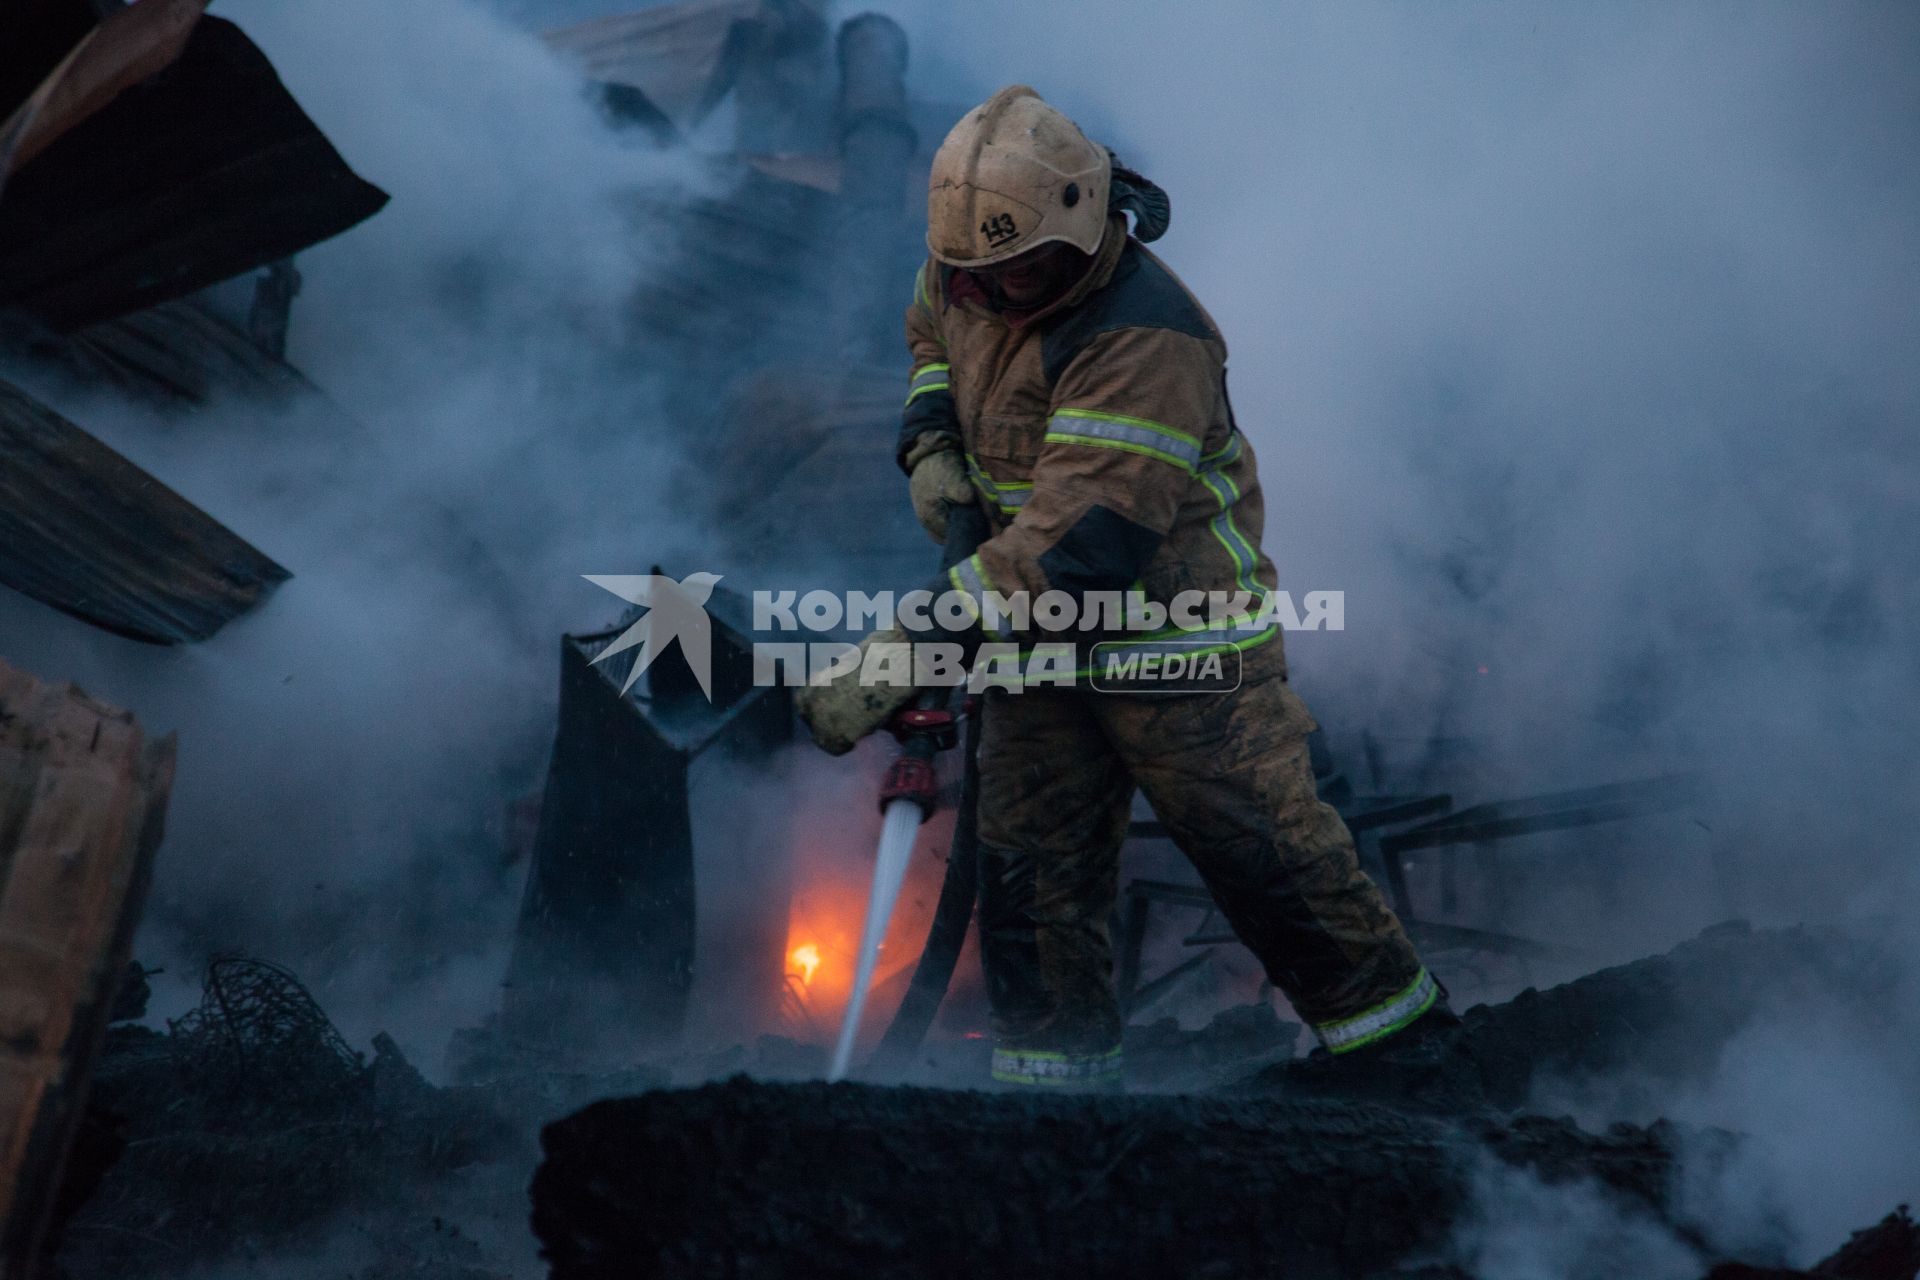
left=913, top=260, right=944, bottom=324
left=948, top=553, right=1014, bottom=640
left=1045, top=407, right=1204, bottom=473
left=1200, top=432, right=1243, bottom=470
left=906, top=362, right=951, bottom=406
left=1316, top=968, right=1439, bottom=1053
left=1195, top=432, right=1264, bottom=602
left=964, top=453, right=1032, bottom=514
left=990, top=1044, right=1122, bottom=1086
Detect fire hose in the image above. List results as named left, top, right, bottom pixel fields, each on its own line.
left=826, top=504, right=989, bottom=1081
left=872, top=691, right=982, bottom=1066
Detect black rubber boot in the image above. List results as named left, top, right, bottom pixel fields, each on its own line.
left=1324, top=997, right=1462, bottom=1064
left=1276, top=997, right=1479, bottom=1111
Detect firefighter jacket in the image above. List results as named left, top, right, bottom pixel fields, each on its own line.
left=899, top=214, right=1283, bottom=676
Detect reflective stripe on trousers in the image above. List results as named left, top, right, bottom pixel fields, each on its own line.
left=1314, top=967, right=1439, bottom=1053
left=991, top=1044, right=1123, bottom=1087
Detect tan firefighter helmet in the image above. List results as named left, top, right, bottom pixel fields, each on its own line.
left=927, top=85, right=1111, bottom=269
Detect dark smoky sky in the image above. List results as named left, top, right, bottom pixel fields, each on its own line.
left=0, top=0, right=728, bottom=1051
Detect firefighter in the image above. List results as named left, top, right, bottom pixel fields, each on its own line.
left=798, top=86, right=1453, bottom=1087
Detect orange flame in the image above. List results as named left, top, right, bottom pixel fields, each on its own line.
left=778, top=820, right=951, bottom=1043
left=789, top=942, right=821, bottom=986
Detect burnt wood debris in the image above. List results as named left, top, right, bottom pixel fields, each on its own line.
left=27, top=919, right=1919, bottom=1279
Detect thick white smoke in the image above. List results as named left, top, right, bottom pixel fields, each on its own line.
left=0, top=0, right=723, bottom=1057
left=0, top=0, right=1914, bottom=1263
left=872, top=0, right=1920, bottom=928
left=863, top=0, right=1920, bottom=1262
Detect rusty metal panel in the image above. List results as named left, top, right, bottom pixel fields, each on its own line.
left=0, top=378, right=289, bottom=644
left=0, top=16, right=388, bottom=332
left=0, top=658, right=174, bottom=1279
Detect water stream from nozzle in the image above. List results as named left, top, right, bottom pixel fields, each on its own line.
left=827, top=503, right=987, bottom=1082
left=827, top=798, right=923, bottom=1081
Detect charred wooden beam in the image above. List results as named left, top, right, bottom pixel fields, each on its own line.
left=0, top=16, right=387, bottom=332
left=0, top=378, right=289, bottom=644
left=1375, top=773, right=1708, bottom=955
left=36, top=296, right=322, bottom=408
left=532, top=1080, right=1707, bottom=1280
left=1381, top=774, right=1703, bottom=860
left=0, top=657, right=174, bottom=1279
left=3, top=295, right=327, bottom=410
left=0, top=0, right=207, bottom=191
left=531, top=921, right=1897, bottom=1279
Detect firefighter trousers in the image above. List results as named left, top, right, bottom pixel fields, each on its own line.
left=975, top=657, right=1435, bottom=1087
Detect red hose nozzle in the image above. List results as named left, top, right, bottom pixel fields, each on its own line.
left=879, top=755, right=939, bottom=818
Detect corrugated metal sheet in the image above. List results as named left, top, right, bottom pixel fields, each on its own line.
left=0, top=378, right=289, bottom=644
left=0, top=657, right=173, bottom=1277
left=498, top=587, right=791, bottom=1059
left=0, top=16, right=388, bottom=332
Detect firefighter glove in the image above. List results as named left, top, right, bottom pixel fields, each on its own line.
left=906, top=436, right=976, bottom=544
left=796, top=627, right=920, bottom=756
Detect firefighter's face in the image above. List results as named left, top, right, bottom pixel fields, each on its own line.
left=978, top=240, right=1084, bottom=307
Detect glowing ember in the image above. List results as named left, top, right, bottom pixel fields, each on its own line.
left=790, top=942, right=821, bottom=986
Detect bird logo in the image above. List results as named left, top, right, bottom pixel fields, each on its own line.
left=581, top=572, right=723, bottom=700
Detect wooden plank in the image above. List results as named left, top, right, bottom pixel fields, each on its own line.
left=543, top=0, right=758, bottom=131
left=0, top=378, right=290, bottom=644
left=0, top=657, right=174, bottom=1279
left=57, top=298, right=322, bottom=408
